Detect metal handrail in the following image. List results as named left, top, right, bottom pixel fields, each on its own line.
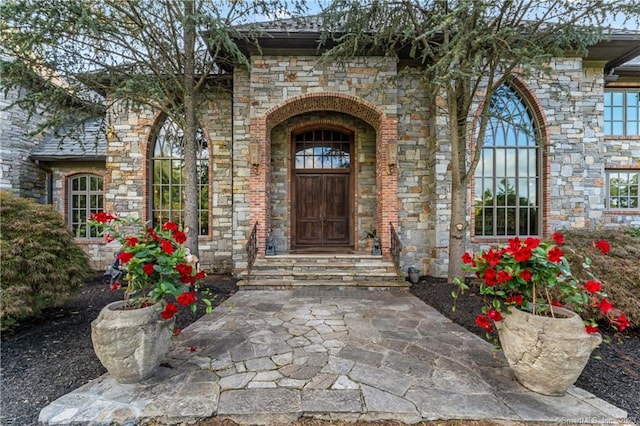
left=246, top=222, right=258, bottom=277
left=390, top=222, right=402, bottom=270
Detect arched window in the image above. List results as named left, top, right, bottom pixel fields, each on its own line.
left=474, top=84, right=541, bottom=237
left=68, top=174, right=104, bottom=238
left=149, top=117, right=209, bottom=235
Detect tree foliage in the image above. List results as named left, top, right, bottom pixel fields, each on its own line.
left=320, top=0, right=640, bottom=280
left=0, top=191, right=91, bottom=330
left=1, top=0, right=307, bottom=255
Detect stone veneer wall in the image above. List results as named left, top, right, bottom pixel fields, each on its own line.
left=269, top=112, right=377, bottom=253
left=232, top=66, right=252, bottom=274
left=426, top=57, right=640, bottom=277
left=0, top=87, right=48, bottom=201
left=104, top=93, right=234, bottom=273
left=396, top=69, right=433, bottom=275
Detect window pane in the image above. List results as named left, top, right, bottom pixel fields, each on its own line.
left=605, top=90, right=640, bottom=136
left=150, top=117, right=209, bottom=235
left=607, top=171, right=640, bottom=210
left=476, top=84, right=540, bottom=237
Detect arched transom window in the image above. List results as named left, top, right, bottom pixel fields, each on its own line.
left=475, top=84, right=541, bottom=237
left=150, top=117, right=209, bottom=235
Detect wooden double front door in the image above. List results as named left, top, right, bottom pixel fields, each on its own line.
left=293, top=129, right=352, bottom=248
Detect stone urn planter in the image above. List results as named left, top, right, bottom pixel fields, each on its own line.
left=91, top=301, right=174, bottom=384
left=496, top=306, right=602, bottom=396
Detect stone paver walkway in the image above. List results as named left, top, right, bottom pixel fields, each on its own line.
left=39, top=288, right=629, bottom=425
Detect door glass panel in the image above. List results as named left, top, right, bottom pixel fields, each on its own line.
left=295, top=129, right=351, bottom=170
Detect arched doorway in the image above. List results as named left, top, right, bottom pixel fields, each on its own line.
left=292, top=127, right=353, bottom=249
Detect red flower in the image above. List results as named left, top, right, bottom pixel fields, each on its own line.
left=483, top=268, right=498, bottom=286
left=598, top=298, right=613, bottom=315
left=162, top=221, right=179, bottom=232
left=594, top=240, right=610, bottom=255
left=585, top=324, right=599, bottom=334
left=176, top=263, right=193, bottom=277
left=195, top=270, right=206, bottom=280
left=487, top=309, right=503, bottom=322
left=142, top=263, right=156, bottom=275
left=584, top=280, right=601, bottom=294
left=547, top=247, right=564, bottom=263
left=482, top=249, right=502, bottom=267
left=518, top=270, right=532, bottom=281
left=462, top=252, right=474, bottom=265
left=551, top=300, right=563, bottom=308
left=174, top=231, right=187, bottom=244
left=116, top=251, right=134, bottom=264
left=173, top=328, right=182, bottom=336
left=176, top=291, right=197, bottom=306
left=497, top=270, right=512, bottom=283
left=612, top=313, right=630, bottom=332
left=507, top=238, right=522, bottom=252
left=190, top=346, right=197, bottom=352
left=160, top=302, right=178, bottom=320
left=506, top=294, right=524, bottom=306
left=180, top=275, right=196, bottom=285
left=125, top=237, right=139, bottom=247
left=110, top=282, right=121, bottom=291
left=160, top=239, right=175, bottom=255
left=148, top=228, right=159, bottom=242
left=475, top=314, right=493, bottom=332
left=524, top=237, right=540, bottom=249
left=90, top=212, right=117, bottom=223
left=552, top=232, right=564, bottom=245
left=513, top=247, right=533, bottom=262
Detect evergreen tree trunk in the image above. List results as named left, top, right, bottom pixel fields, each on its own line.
left=447, top=84, right=468, bottom=282
left=182, top=0, right=199, bottom=256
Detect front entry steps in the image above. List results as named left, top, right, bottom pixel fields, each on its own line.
left=239, top=254, right=408, bottom=289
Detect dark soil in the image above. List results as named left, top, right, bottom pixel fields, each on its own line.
left=1, top=274, right=638, bottom=425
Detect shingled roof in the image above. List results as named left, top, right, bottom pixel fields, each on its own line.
left=30, top=117, right=106, bottom=162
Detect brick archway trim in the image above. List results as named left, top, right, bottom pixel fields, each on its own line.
left=250, top=92, right=398, bottom=259
left=264, top=92, right=385, bottom=132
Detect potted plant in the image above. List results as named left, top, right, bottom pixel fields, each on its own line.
left=454, top=233, right=629, bottom=396
left=364, top=226, right=376, bottom=251
left=88, top=212, right=211, bottom=383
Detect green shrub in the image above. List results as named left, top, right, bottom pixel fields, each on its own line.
left=624, top=225, right=640, bottom=238
left=563, top=229, right=640, bottom=327
left=1, top=191, right=90, bottom=329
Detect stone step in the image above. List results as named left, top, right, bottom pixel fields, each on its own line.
left=250, top=270, right=399, bottom=279
left=238, top=279, right=409, bottom=288
left=244, top=254, right=403, bottom=289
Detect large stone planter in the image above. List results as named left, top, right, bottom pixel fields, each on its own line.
left=496, top=306, right=602, bottom=396
left=91, top=301, right=174, bottom=384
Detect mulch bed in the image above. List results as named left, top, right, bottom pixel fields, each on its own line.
left=1, top=274, right=638, bottom=425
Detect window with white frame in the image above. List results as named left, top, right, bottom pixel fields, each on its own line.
left=149, top=117, right=209, bottom=235
left=68, top=174, right=104, bottom=238
left=604, top=90, right=640, bottom=136
left=474, top=84, right=541, bottom=237
left=606, top=170, right=639, bottom=209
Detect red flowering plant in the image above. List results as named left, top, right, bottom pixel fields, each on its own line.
left=88, top=212, right=212, bottom=321
left=453, top=232, right=629, bottom=342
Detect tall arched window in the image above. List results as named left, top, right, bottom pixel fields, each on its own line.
left=474, top=84, right=541, bottom=237
left=68, top=174, right=104, bottom=238
left=150, top=117, right=209, bottom=235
